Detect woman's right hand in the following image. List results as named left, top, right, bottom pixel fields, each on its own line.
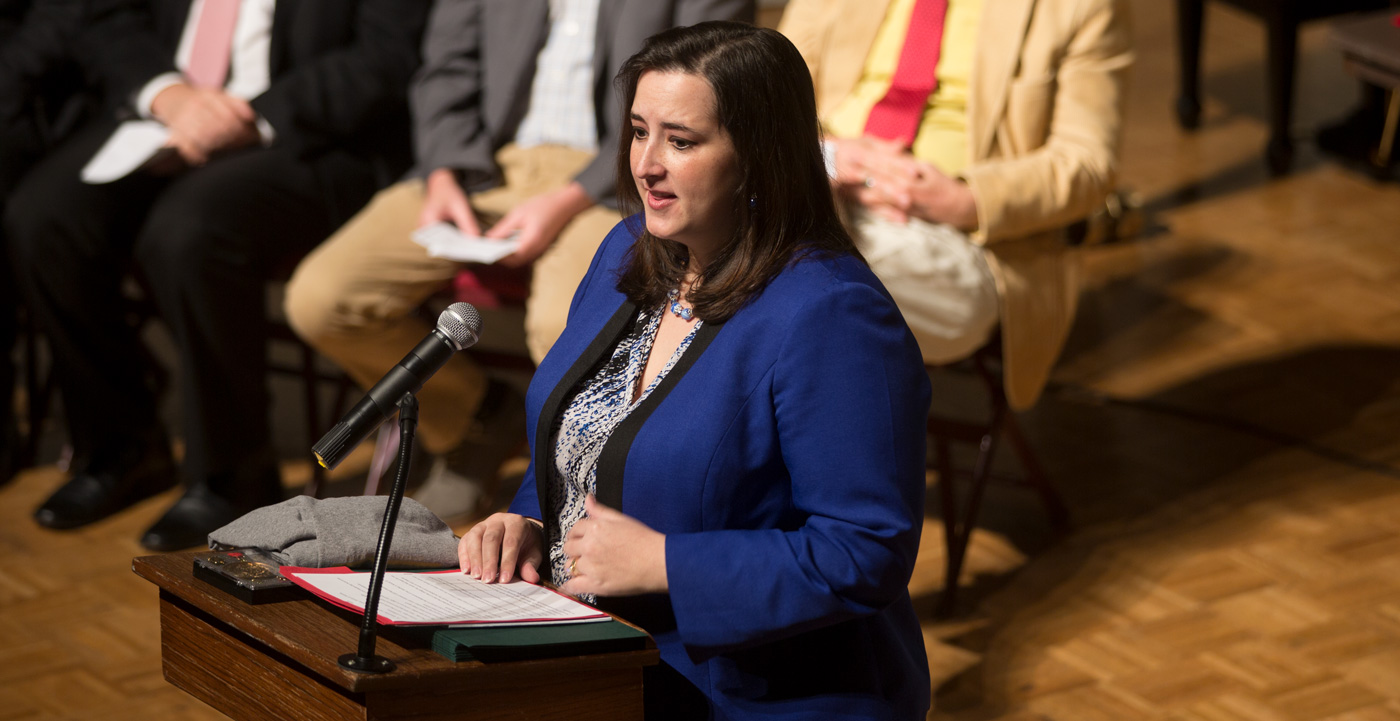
left=457, top=512, right=545, bottom=584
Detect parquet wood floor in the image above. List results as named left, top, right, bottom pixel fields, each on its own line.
left=3, top=1, right=1400, bottom=718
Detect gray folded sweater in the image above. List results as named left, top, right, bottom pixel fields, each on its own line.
left=208, top=495, right=459, bottom=569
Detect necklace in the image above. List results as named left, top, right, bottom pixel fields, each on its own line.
left=666, top=288, right=694, bottom=321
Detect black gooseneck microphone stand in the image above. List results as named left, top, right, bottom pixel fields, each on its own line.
left=338, top=392, right=418, bottom=674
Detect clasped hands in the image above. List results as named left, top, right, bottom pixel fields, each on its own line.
left=150, top=83, right=260, bottom=170
left=457, top=495, right=668, bottom=598
left=831, top=134, right=978, bottom=232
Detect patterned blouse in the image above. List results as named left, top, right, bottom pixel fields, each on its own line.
left=546, top=304, right=701, bottom=597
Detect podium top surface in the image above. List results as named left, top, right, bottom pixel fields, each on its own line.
left=133, top=552, right=658, bottom=694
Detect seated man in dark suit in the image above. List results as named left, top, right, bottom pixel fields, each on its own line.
left=5, top=0, right=430, bottom=550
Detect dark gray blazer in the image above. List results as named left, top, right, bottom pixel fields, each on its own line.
left=408, top=0, right=754, bottom=207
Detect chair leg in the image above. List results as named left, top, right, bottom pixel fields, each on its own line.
left=1263, top=9, right=1298, bottom=175
left=928, top=345, right=1074, bottom=615
left=300, top=342, right=326, bottom=498
left=1000, top=411, right=1070, bottom=530
left=329, top=372, right=353, bottom=430
left=1175, top=0, right=1204, bottom=129
left=20, top=309, right=51, bottom=469
left=935, top=417, right=1002, bottom=618
left=935, top=432, right=961, bottom=615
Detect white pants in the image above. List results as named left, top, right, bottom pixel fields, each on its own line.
left=852, top=206, right=999, bottom=365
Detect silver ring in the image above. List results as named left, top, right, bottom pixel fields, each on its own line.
left=863, top=176, right=876, bottom=189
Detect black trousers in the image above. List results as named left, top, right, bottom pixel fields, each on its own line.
left=5, top=120, right=376, bottom=503
left=0, top=115, right=45, bottom=445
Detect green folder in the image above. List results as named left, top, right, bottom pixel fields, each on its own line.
left=430, top=620, right=650, bottom=663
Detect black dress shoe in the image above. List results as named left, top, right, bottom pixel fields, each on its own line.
left=140, top=490, right=249, bottom=552
left=33, top=450, right=177, bottom=530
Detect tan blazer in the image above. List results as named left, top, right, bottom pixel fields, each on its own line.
left=779, top=0, right=1133, bottom=409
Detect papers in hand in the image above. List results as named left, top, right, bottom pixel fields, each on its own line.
left=412, top=222, right=520, bottom=264
left=280, top=567, right=609, bottom=626
left=81, top=120, right=173, bottom=184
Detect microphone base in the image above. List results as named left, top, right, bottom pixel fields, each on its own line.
left=338, top=653, right=395, bottom=674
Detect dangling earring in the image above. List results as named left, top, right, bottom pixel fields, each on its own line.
left=748, top=193, right=758, bottom=212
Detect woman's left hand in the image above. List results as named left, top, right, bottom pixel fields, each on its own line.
left=561, top=495, right=668, bottom=597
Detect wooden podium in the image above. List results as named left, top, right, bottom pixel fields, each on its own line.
left=133, top=553, right=658, bottom=721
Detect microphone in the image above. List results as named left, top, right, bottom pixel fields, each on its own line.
left=312, top=302, right=482, bottom=470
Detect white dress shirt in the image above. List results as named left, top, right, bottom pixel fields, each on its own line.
left=82, top=0, right=278, bottom=183
left=513, top=0, right=600, bottom=153
left=135, top=0, right=277, bottom=140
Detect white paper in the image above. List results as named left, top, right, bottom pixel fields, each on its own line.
left=411, top=221, right=520, bottom=264
left=282, top=568, right=608, bottom=626
left=81, top=120, right=171, bottom=184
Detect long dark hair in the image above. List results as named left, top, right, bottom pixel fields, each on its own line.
left=614, top=21, right=857, bottom=323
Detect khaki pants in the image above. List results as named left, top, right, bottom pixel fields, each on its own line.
left=285, top=145, right=621, bottom=453
left=851, top=206, right=1000, bottom=365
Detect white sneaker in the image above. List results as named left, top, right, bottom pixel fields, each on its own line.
left=408, top=380, right=526, bottom=521
left=408, top=459, right=487, bottom=521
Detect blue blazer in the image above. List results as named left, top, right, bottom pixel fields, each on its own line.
left=509, top=217, right=932, bottom=720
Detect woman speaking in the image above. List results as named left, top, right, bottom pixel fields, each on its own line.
left=458, top=21, right=932, bottom=719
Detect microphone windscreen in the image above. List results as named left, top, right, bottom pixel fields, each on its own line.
left=437, top=302, right=482, bottom=350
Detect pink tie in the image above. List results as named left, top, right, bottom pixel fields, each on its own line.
left=863, top=0, right=949, bottom=146
left=185, top=1, right=241, bottom=89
